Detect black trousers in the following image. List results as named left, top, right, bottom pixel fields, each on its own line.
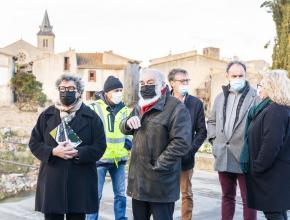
left=264, top=211, right=288, bottom=220
left=44, top=213, right=85, bottom=220
left=132, top=198, right=175, bottom=220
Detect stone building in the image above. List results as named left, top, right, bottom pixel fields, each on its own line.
left=33, top=50, right=138, bottom=102
left=149, top=48, right=269, bottom=114
left=0, top=52, right=15, bottom=106
left=0, top=10, right=139, bottom=104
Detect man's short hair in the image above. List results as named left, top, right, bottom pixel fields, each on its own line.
left=140, top=68, right=165, bottom=84
left=226, top=61, right=247, bottom=73
left=168, top=68, right=188, bottom=82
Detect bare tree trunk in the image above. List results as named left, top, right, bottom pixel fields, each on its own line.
left=123, top=61, right=140, bottom=107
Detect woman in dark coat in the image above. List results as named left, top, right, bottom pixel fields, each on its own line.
left=240, top=69, right=290, bottom=220
left=29, top=74, right=106, bottom=220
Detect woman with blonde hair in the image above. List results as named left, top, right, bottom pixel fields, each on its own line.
left=240, top=69, right=290, bottom=220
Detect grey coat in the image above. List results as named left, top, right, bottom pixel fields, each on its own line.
left=207, top=84, right=259, bottom=173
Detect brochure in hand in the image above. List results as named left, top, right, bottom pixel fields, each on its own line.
left=49, top=121, right=82, bottom=148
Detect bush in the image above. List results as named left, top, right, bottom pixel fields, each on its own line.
left=198, top=142, right=213, bottom=154
left=10, top=72, right=47, bottom=111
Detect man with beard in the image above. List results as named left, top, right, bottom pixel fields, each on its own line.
left=120, top=68, right=192, bottom=220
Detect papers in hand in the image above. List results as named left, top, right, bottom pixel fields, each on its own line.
left=50, top=121, right=82, bottom=148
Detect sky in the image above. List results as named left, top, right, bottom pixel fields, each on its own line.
left=0, top=0, right=276, bottom=66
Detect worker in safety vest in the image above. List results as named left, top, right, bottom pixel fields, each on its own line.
left=86, top=76, right=132, bottom=220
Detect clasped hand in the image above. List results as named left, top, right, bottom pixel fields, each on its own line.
left=52, top=141, right=78, bottom=160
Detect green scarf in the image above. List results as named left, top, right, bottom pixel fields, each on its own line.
left=240, top=97, right=272, bottom=173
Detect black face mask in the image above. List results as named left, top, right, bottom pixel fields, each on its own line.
left=140, top=85, right=156, bottom=99
left=60, top=91, right=77, bottom=106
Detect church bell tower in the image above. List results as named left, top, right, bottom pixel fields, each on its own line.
left=37, top=10, right=55, bottom=54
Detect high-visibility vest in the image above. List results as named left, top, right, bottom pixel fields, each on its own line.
left=89, top=99, right=131, bottom=165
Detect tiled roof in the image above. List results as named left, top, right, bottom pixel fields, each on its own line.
left=76, top=53, right=103, bottom=66
left=76, top=52, right=139, bottom=69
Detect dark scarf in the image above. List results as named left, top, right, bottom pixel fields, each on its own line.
left=222, top=82, right=250, bottom=129
left=240, top=97, right=273, bottom=173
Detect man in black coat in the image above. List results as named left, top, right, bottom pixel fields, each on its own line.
left=120, top=68, right=192, bottom=220
left=168, top=68, right=207, bottom=220
left=29, top=74, right=106, bottom=220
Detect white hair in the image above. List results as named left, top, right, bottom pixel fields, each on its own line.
left=138, top=68, right=166, bottom=107
left=262, top=69, right=290, bottom=106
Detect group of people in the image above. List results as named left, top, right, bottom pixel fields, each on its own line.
left=28, top=61, right=290, bottom=220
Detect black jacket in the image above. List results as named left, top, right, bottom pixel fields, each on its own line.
left=181, top=94, right=207, bottom=170
left=29, top=104, right=106, bottom=214
left=246, top=103, right=290, bottom=211
left=120, top=93, right=192, bottom=202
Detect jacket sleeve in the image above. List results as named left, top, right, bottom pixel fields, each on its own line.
left=192, top=101, right=207, bottom=153
left=29, top=112, right=54, bottom=163
left=123, top=107, right=133, bottom=150
left=154, top=104, right=192, bottom=171
left=75, top=115, right=107, bottom=164
left=207, top=96, right=218, bottom=145
left=253, top=107, right=288, bottom=173
left=120, top=109, right=136, bottom=135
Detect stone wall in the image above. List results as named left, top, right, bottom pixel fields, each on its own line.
left=0, top=171, right=37, bottom=200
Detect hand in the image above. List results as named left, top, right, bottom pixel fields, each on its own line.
left=52, top=142, right=78, bottom=160
left=64, top=142, right=78, bottom=158
left=126, top=116, right=141, bottom=129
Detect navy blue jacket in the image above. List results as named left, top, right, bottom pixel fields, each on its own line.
left=182, top=94, right=207, bottom=170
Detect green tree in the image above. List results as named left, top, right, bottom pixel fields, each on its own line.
left=11, top=72, right=47, bottom=111
left=261, top=0, right=290, bottom=76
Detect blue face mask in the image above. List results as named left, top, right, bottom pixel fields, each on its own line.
left=178, top=85, right=189, bottom=96
left=230, top=79, right=246, bottom=92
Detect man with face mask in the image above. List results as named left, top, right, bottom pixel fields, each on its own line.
left=207, top=61, right=259, bottom=220
left=120, top=68, right=192, bottom=220
left=168, top=68, right=207, bottom=220
left=86, top=76, right=132, bottom=220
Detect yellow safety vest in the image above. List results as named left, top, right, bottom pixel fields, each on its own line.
left=89, top=99, right=131, bottom=166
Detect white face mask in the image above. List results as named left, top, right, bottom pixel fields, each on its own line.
left=178, top=85, right=189, bottom=96
left=111, top=91, right=123, bottom=104
left=230, top=78, right=246, bottom=92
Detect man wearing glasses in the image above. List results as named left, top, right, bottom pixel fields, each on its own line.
left=120, top=68, right=192, bottom=220
left=168, top=68, right=207, bottom=220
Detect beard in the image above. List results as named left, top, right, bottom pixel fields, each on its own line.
left=138, top=82, right=163, bottom=107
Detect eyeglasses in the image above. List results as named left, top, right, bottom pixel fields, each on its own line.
left=58, top=86, right=77, bottom=92
left=174, top=79, right=190, bottom=84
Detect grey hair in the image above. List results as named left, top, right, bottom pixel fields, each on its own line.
left=140, top=68, right=165, bottom=84
left=262, top=69, right=290, bottom=106
left=55, top=74, right=85, bottom=94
